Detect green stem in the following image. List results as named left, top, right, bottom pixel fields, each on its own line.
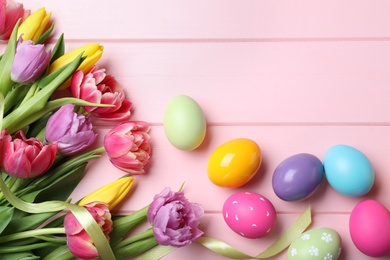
left=42, top=245, right=74, bottom=260
left=35, top=235, right=67, bottom=244
left=0, top=227, right=65, bottom=243
left=113, top=228, right=154, bottom=249
left=114, top=236, right=158, bottom=260
left=110, top=205, right=149, bottom=245
left=0, top=242, right=54, bottom=253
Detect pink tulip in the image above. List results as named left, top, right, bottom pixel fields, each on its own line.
left=70, top=66, right=132, bottom=122
left=103, top=121, right=151, bottom=174
left=45, top=104, right=97, bottom=156
left=0, top=129, right=11, bottom=169
left=0, top=0, right=30, bottom=40
left=0, top=129, right=57, bottom=178
left=64, top=202, right=113, bottom=259
left=11, top=39, right=51, bottom=84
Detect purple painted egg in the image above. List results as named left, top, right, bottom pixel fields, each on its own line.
left=272, top=153, right=324, bottom=201
left=223, top=192, right=276, bottom=239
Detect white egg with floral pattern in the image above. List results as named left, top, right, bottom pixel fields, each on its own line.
left=288, top=228, right=342, bottom=260
left=222, top=192, right=276, bottom=238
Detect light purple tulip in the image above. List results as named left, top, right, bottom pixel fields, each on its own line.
left=11, top=39, right=51, bottom=84
left=45, top=104, right=97, bottom=156
left=147, top=187, right=204, bottom=247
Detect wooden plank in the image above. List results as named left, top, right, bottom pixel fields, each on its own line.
left=26, top=0, right=390, bottom=40
left=56, top=41, right=390, bottom=123
left=71, top=125, right=390, bottom=213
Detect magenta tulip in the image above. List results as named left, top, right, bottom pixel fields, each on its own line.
left=64, top=202, right=113, bottom=259
left=70, top=66, right=132, bottom=121
left=103, top=121, right=151, bottom=174
left=45, top=104, right=97, bottom=156
left=147, top=187, right=204, bottom=247
left=0, top=129, right=57, bottom=178
left=0, top=0, right=30, bottom=40
left=11, top=39, right=51, bottom=84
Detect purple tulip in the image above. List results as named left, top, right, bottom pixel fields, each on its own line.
left=45, top=104, right=97, bottom=156
left=11, top=39, right=51, bottom=84
left=147, top=187, right=204, bottom=247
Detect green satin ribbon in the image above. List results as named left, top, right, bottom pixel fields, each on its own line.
left=136, top=206, right=311, bottom=260
left=0, top=93, right=4, bottom=131
left=197, top=206, right=311, bottom=259
left=0, top=175, right=115, bottom=260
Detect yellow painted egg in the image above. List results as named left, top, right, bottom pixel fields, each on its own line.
left=207, top=138, right=262, bottom=188
left=163, top=95, right=206, bottom=151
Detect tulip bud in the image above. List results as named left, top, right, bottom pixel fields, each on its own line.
left=45, top=104, right=97, bottom=156
left=79, top=176, right=134, bottom=210
left=104, top=122, right=151, bottom=174
left=17, top=7, right=51, bottom=43
left=11, top=39, right=51, bottom=84
left=64, top=202, right=112, bottom=259
left=0, top=0, right=30, bottom=40
left=1, top=129, right=57, bottom=178
left=49, top=43, right=104, bottom=89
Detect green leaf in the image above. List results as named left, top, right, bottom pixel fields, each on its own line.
left=26, top=112, right=52, bottom=139
left=18, top=148, right=103, bottom=198
left=41, top=245, right=74, bottom=260
left=50, top=33, right=65, bottom=64
left=0, top=21, right=18, bottom=97
left=4, top=96, right=112, bottom=134
left=114, top=237, right=158, bottom=260
left=0, top=207, right=14, bottom=234
left=34, top=164, right=86, bottom=202
left=2, top=210, right=57, bottom=235
left=36, top=22, right=55, bottom=45
left=0, top=252, right=40, bottom=260
left=110, top=205, right=148, bottom=245
left=3, top=84, right=30, bottom=115
left=2, top=54, right=83, bottom=133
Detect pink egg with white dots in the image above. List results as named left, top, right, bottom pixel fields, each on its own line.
left=223, top=192, right=277, bottom=239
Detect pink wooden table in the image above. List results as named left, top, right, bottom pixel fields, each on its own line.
left=27, top=1, right=390, bottom=259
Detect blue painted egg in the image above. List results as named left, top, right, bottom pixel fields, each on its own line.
left=324, top=144, right=374, bottom=196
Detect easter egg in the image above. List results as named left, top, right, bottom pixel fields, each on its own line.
left=207, top=138, right=261, bottom=188
left=323, top=144, right=374, bottom=196
left=163, top=95, right=206, bottom=151
left=288, top=228, right=342, bottom=260
left=272, top=153, right=324, bottom=201
left=349, top=199, right=390, bottom=257
left=223, top=192, right=276, bottom=238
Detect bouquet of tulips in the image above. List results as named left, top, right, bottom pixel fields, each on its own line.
left=0, top=1, right=314, bottom=260
left=0, top=1, right=208, bottom=259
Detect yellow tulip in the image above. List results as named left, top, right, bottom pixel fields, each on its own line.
left=79, top=176, right=134, bottom=210
left=49, top=43, right=104, bottom=89
left=17, top=8, right=52, bottom=42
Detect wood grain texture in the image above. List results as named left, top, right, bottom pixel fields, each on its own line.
left=19, top=1, right=390, bottom=259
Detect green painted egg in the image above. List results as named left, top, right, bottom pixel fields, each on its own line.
left=288, top=228, right=342, bottom=260
left=163, top=95, right=206, bottom=151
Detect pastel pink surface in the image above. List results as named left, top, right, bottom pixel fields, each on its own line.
left=17, top=1, right=390, bottom=259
